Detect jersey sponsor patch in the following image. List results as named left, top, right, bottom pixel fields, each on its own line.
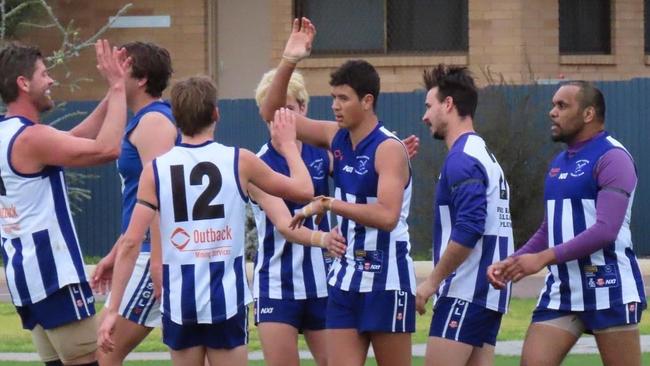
left=584, top=264, right=620, bottom=289
left=353, top=250, right=384, bottom=273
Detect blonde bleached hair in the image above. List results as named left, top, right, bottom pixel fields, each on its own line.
left=254, top=68, right=310, bottom=108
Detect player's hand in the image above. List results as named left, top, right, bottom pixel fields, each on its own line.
left=487, top=259, right=512, bottom=289
left=91, top=256, right=115, bottom=295
left=289, top=195, right=333, bottom=229
left=416, top=279, right=438, bottom=315
left=150, top=262, right=162, bottom=301
left=270, top=108, right=298, bottom=156
left=95, top=39, right=130, bottom=88
left=401, top=134, right=419, bottom=160
left=501, top=251, right=552, bottom=283
left=282, top=17, right=316, bottom=64
left=97, top=310, right=118, bottom=353
left=324, top=226, right=346, bottom=257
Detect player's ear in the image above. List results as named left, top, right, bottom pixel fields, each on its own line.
left=212, top=106, right=220, bottom=122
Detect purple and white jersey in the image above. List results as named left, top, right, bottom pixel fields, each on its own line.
left=434, top=133, right=513, bottom=313
left=251, top=142, right=331, bottom=300
left=0, top=116, right=88, bottom=306
left=154, top=141, right=252, bottom=325
left=539, top=133, right=645, bottom=311
left=328, top=123, right=416, bottom=294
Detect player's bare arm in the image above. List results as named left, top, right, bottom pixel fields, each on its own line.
left=291, top=138, right=408, bottom=231
left=68, top=94, right=109, bottom=138
left=416, top=241, right=473, bottom=315
left=98, top=163, right=158, bottom=352
left=249, top=184, right=346, bottom=257
left=13, top=40, right=128, bottom=171
left=241, top=109, right=313, bottom=202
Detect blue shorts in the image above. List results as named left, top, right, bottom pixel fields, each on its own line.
left=254, top=297, right=327, bottom=332
left=326, top=286, right=415, bottom=333
left=162, top=306, right=248, bottom=351
left=532, top=302, right=644, bottom=333
left=16, top=283, right=95, bottom=330
left=429, top=297, right=502, bottom=347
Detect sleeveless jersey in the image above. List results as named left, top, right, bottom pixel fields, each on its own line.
left=117, top=101, right=175, bottom=252
left=154, top=141, right=252, bottom=324
left=0, top=116, right=87, bottom=306
left=328, top=123, right=416, bottom=294
left=251, top=142, right=331, bottom=300
left=434, top=133, right=513, bottom=313
left=538, top=133, right=645, bottom=311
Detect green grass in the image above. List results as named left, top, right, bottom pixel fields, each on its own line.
left=1, top=354, right=650, bottom=365
left=0, top=298, right=648, bottom=355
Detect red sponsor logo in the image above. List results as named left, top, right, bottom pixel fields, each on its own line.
left=76, top=299, right=83, bottom=308
left=364, top=262, right=371, bottom=270
left=449, top=320, right=458, bottom=328
left=549, top=168, right=561, bottom=177
left=396, top=312, right=403, bottom=321
left=629, top=303, right=636, bottom=312
left=596, top=278, right=605, bottom=287
left=333, top=150, right=344, bottom=161
left=170, top=227, right=191, bottom=250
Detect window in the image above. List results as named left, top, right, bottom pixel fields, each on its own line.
left=295, top=0, right=468, bottom=55
left=559, top=0, right=611, bottom=55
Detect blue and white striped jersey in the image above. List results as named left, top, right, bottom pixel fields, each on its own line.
left=434, top=133, right=513, bottom=313
left=117, top=101, right=175, bottom=252
left=539, top=133, right=645, bottom=311
left=0, top=116, right=88, bottom=306
left=328, top=123, right=416, bottom=294
left=251, top=142, right=331, bottom=299
left=154, top=141, right=252, bottom=325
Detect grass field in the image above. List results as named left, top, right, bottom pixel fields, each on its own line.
left=0, top=298, right=648, bottom=364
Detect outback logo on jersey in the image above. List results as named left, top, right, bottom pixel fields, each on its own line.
left=171, top=225, right=234, bottom=258
left=170, top=227, right=191, bottom=250
left=0, top=205, right=18, bottom=219
left=570, top=159, right=590, bottom=177
left=309, top=158, right=326, bottom=180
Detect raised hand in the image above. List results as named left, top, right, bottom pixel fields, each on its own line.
left=270, top=108, right=298, bottom=156
left=282, top=17, right=316, bottom=64
left=95, top=39, right=129, bottom=88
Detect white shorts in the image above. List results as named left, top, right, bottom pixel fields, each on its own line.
left=105, top=252, right=161, bottom=328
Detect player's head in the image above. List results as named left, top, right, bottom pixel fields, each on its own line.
left=0, top=42, right=54, bottom=112
left=121, top=41, right=172, bottom=100
left=171, top=76, right=219, bottom=137
left=421, top=64, right=477, bottom=140
left=549, top=81, right=605, bottom=143
left=329, top=60, right=379, bottom=128
left=255, top=68, right=310, bottom=116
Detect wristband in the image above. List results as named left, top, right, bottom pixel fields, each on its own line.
left=310, top=231, right=326, bottom=248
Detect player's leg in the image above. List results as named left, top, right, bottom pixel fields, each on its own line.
left=302, top=297, right=329, bottom=366
left=425, top=297, right=502, bottom=366
left=466, top=344, right=495, bottom=366
left=589, top=302, right=643, bottom=366
left=365, top=290, right=415, bottom=366
left=520, top=310, right=582, bottom=366
left=205, top=345, right=247, bottom=366
left=204, top=305, right=250, bottom=366
left=326, top=287, right=370, bottom=366
left=170, top=346, right=206, bottom=366
left=370, top=332, right=412, bottom=366
left=255, top=297, right=302, bottom=366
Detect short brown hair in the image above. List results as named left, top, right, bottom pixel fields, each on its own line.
left=171, top=76, right=217, bottom=136
left=121, top=42, right=172, bottom=98
left=0, top=42, right=42, bottom=104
